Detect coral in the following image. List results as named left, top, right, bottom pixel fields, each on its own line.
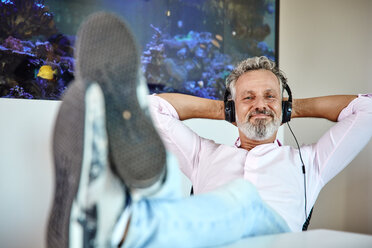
left=48, top=33, right=74, bottom=57
left=142, top=26, right=233, bottom=100
left=33, top=41, right=54, bottom=60
left=3, top=36, right=23, bottom=51
left=0, top=44, right=37, bottom=75
left=0, top=0, right=57, bottom=42
left=3, top=85, right=33, bottom=99
left=167, top=0, right=275, bottom=59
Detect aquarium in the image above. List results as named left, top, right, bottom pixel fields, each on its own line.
left=0, top=0, right=278, bottom=100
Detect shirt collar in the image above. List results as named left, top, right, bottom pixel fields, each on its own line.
left=234, top=137, right=282, bottom=148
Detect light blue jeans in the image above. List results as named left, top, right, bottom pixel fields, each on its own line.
left=123, top=153, right=290, bottom=248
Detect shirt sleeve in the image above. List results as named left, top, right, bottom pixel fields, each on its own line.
left=148, top=95, right=202, bottom=180
left=308, top=94, right=372, bottom=186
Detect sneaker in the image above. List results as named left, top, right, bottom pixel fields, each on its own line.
left=47, top=12, right=166, bottom=248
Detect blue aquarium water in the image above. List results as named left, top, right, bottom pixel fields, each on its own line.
left=0, top=0, right=277, bottom=100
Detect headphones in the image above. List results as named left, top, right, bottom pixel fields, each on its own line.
left=224, top=78, right=292, bottom=124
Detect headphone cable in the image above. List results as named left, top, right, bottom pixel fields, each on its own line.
left=286, top=122, right=307, bottom=218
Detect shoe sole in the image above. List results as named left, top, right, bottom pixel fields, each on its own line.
left=74, top=12, right=166, bottom=189
left=48, top=83, right=87, bottom=248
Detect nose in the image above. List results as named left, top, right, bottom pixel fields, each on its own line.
left=251, top=96, right=267, bottom=111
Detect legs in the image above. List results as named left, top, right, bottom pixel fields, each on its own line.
left=47, top=12, right=166, bottom=247
left=124, top=168, right=289, bottom=248
left=47, top=12, right=289, bottom=248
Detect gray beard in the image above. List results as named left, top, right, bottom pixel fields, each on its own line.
left=237, top=115, right=281, bottom=141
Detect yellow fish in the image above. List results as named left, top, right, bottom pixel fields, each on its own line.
left=37, top=65, right=57, bottom=80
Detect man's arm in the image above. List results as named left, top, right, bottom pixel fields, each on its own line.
left=159, top=93, right=358, bottom=122
left=291, top=95, right=358, bottom=122
left=157, top=93, right=225, bottom=121
left=297, top=94, right=372, bottom=190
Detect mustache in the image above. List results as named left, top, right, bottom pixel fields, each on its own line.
left=248, top=109, right=275, bottom=120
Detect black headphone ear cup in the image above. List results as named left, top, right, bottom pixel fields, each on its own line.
left=225, top=100, right=236, bottom=123
left=282, top=100, right=292, bottom=124
left=281, top=82, right=293, bottom=124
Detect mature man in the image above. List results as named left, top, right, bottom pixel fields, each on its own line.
left=47, top=12, right=372, bottom=248
left=151, top=55, right=372, bottom=232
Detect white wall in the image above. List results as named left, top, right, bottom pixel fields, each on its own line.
left=0, top=98, right=58, bottom=248
left=280, top=0, right=372, bottom=233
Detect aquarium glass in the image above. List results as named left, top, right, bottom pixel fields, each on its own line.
left=0, top=0, right=279, bottom=100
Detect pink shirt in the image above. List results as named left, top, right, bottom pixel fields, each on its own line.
left=149, top=94, right=372, bottom=231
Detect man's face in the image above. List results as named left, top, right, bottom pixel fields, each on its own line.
left=234, top=69, right=282, bottom=141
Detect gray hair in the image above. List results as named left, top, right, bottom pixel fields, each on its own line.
left=226, top=56, right=287, bottom=100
